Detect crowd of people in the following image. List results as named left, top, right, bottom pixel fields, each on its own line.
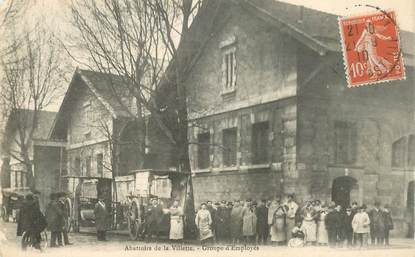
left=15, top=191, right=397, bottom=250
left=16, top=192, right=72, bottom=250
left=191, top=195, right=395, bottom=248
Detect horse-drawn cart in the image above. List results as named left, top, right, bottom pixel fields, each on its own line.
left=116, top=169, right=190, bottom=240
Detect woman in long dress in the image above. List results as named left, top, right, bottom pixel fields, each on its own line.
left=195, top=203, right=213, bottom=244
left=242, top=203, right=257, bottom=244
left=301, top=205, right=317, bottom=245
left=270, top=206, right=286, bottom=245
left=316, top=206, right=328, bottom=245
left=169, top=200, right=184, bottom=241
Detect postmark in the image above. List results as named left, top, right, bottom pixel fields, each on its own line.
left=338, top=10, right=405, bottom=87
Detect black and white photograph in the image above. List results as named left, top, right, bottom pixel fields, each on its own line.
left=0, top=0, right=414, bottom=257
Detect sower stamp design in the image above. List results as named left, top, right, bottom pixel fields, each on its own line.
left=339, top=10, right=405, bottom=87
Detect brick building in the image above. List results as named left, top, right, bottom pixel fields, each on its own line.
left=172, top=0, right=415, bottom=236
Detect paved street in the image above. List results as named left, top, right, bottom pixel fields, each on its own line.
left=1, top=221, right=414, bottom=257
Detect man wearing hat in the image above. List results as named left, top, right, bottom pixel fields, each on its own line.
left=94, top=197, right=110, bottom=241
left=343, top=206, right=354, bottom=247
left=256, top=199, right=268, bottom=245
left=214, top=200, right=230, bottom=243
left=325, top=205, right=342, bottom=247
left=369, top=201, right=386, bottom=246
left=145, top=198, right=163, bottom=241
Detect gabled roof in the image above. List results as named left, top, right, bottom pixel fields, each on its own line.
left=50, top=68, right=134, bottom=140
left=78, top=69, right=133, bottom=118
left=240, top=0, right=414, bottom=57
left=161, top=0, right=414, bottom=89
left=2, top=109, right=57, bottom=153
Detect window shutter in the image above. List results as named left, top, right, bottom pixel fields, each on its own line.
left=221, top=55, right=227, bottom=90
left=232, top=52, right=237, bottom=89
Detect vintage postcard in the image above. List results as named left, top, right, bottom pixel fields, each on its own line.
left=0, top=0, right=414, bottom=257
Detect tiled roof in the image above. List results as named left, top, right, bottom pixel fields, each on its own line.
left=4, top=109, right=56, bottom=140
left=243, top=0, right=414, bottom=56
left=77, top=69, right=133, bottom=118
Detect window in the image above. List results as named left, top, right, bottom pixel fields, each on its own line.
left=223, top=128, right=237, bottom=166
left=197, top=132, right=210, bottom=169
left=334, top=121, right=357, bottom=164
left=221, top=46, right=237, bottom=93
left=252, top=122, right=269, bottom=164
left=86, top=156, right=92, bottom=177
left=408, top=135, right=415, bottom=167
left=74, top=157, right=81, bottom=175
left=11, top=171, right=24, bottom=188
left=97, top=153, right=103, bottom=176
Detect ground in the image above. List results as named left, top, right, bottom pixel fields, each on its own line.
left=0, top=221, right=414, bottom=257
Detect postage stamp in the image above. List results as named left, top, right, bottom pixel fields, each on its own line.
left=338, top=10, right=405, bottom=87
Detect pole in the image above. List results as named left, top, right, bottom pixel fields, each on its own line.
left=59, top=146, right=63, bottom=191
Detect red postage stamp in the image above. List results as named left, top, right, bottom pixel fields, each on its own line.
left=339, top=10, right=405, bottom=87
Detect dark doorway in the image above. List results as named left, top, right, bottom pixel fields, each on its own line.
left=331, top=176, right=358, bottom=208
left=407, top=181, right=414, bottom=238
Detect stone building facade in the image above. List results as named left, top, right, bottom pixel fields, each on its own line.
left=181, top=0, right=414, bottom=236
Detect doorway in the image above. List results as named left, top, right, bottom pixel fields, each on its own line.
left=331, top=176, right=358, bottom=208
left=407, top=181, right=414, bottom=238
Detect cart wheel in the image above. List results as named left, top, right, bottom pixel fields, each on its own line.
left=1, top=206, right=7, bottom=222
left=127, top=217, right=140, bottom=240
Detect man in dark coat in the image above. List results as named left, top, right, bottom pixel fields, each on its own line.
left=17, top=194, right=47, bottom=250
left=46, top=193, right=65, bottom=247
left=343, top=207, right=354, bottom=247
left=145, top=198, right=163, bottom=240
left=383, top=204, right=394, bottom=246
left=369, top=201, right=386, bottom=246
left=255, top=199, right=268, bottom=245
left=215, top=200, right=230, bottom=243
left=325, top=205, right=342, bottom=248
left=94, top=197, right=110, bottom=241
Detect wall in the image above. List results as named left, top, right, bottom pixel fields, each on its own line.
left=297, top=48, right=415, bottom=236
left=185, top=4, right=297, bottom=119
left=190, top=99, right=297, bottom=207
left=33, top=145, right=63, bottom=212
left=65, top=80, right=114, bottom=179
left=182, top=4, right=300, bottom=207
left=67, top=81, right=113, bottom=145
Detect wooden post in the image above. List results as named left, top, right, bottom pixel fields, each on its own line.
left=59, top=146, right=63, bottom=190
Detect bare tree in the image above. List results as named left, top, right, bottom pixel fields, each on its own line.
left=0, top=26, right=67, bottom=190
left=69, top=0, right=201, bottom=184
left=68, top=0, right=228, bottom=237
